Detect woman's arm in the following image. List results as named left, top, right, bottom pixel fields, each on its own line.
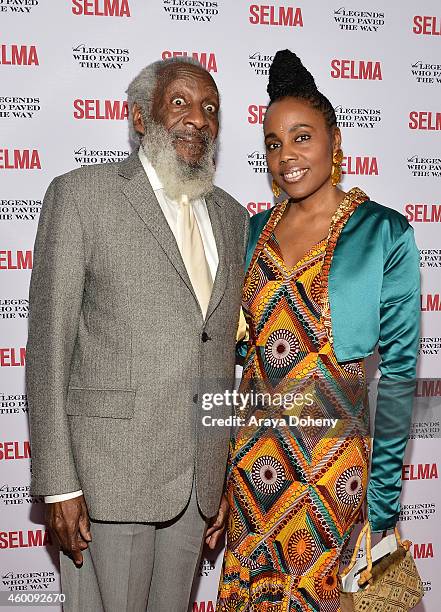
left=367, top=225, right=420, bottom=532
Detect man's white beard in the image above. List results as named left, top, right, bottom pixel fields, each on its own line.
left=141, top=120, right=216, bottom=201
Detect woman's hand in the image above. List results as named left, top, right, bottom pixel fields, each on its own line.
left=205, top=494, right=229, bottom=550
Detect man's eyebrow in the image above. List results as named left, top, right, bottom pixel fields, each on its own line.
left=203, top=88, right=219, bottom=98
left=167, top=84, right=219, bottom=98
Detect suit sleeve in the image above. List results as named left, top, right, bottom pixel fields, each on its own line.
left=367, top=225, right=420, bottom=532
left=26, top=177, right=87, bottom=496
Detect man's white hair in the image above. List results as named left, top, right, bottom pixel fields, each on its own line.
left=126, top=57, right=207, bottom=143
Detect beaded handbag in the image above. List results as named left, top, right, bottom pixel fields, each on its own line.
left=339, top=521, right=424, bottom=611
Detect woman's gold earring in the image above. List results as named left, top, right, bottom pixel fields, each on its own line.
left=331, top=149, right=344, bottom=187
left=272, top=180, right=281, bottom=198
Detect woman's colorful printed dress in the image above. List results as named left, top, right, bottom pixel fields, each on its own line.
left=217, top=188, right=371, bottom=611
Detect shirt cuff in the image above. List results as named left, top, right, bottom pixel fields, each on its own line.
left=44, top=490, right=83, bottom=503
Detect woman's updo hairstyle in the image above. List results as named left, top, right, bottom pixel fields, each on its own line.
left=267, top=49, right=337, bottom=131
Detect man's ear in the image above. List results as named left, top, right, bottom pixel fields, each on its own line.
left=132, top=103, right=145, bottom=135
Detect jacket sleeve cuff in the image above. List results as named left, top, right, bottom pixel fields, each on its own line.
left=44, top=490, right=83, bottom=503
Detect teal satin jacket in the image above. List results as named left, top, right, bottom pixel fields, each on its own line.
left=244, top=199, right=421, bottom=532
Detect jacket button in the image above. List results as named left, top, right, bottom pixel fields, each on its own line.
left=201, top=332, right=209, bottom=342
left=193, top=394, right=198, bottom=404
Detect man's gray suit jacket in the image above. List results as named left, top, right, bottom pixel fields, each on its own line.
left=26, top=151, right=249, bottom=522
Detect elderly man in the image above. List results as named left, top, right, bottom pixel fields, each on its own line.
left=26, top=58, right=249, bottom=611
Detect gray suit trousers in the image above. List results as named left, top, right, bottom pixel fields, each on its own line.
left=60, top=483, right=207, bottom=612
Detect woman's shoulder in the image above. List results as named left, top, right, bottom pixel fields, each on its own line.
left=361, top=199, right=410, bottom=228
left=356, top=198, right=413, bottom=245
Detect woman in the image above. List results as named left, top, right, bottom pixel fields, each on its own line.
left=217, top=50, right=420, bottom=611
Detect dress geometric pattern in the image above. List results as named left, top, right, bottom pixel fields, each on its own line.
left=217, top=188, right=371, bottom=611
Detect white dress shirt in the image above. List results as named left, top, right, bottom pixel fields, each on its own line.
left=45, top=148, right=219, bottom=503
left=138, top=146, right=219, bottom=280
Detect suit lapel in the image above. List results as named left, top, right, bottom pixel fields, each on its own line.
left=119, top=152, right=230, bottom=320
left=119, top=152, right=196, bottom=300
left=205, top=192, right=230, bottom=320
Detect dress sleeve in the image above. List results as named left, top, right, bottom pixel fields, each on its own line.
left=367, top=225, right=420, bottom=532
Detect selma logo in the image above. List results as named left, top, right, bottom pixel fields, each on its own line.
left=0, top=440, right=30, bottom=460
left=0, top=251, right=32, bottom=270
left=161, top=51, right=217, bottom=73
left=248, top=104, right=267, bottom=124
left=72, top=0, right=131, bottom=16
left=73, top=99, right=128, bottom=120
left=415, top=380, right=441, bottom=396
left=341, top=156, right=378, bottom=176
left=192, top=602, right=215, bottom=612
left=0, top=347, right=26, bottom=367
left=421, top=294, right=441, bottom=312
left=247, top=201, right=273, bottom=215
left=402, top=463, right=438, bottom=480
left=0, top=529, right=51, bottom=549
left=413, top=543, right=434, bottom=559
left=331, top=59, right=382, bottom=80
left=249, top=5, right=303, bottom=27
left=413, top=15, right=441, bottom=36
left=0, top=149, right=41, bottom=169
left=409, top=111, right=441, bottom=130
left=405, top=203, right=441, bottom=222
left=0, top=45, right=38, bottom=66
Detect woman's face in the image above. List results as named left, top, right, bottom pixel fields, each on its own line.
left=264, top=97, right=340, bottom=200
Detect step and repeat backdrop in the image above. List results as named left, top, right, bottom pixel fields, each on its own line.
left=1, top=1, right=440, bottom=610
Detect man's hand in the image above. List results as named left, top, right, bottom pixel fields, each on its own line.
left=205, top=494, right=229, bottom=550
left=46, top=495, right=92, bottom=566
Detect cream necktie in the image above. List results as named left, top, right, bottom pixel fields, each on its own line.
left=179, top=195, right=213, bottom=318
